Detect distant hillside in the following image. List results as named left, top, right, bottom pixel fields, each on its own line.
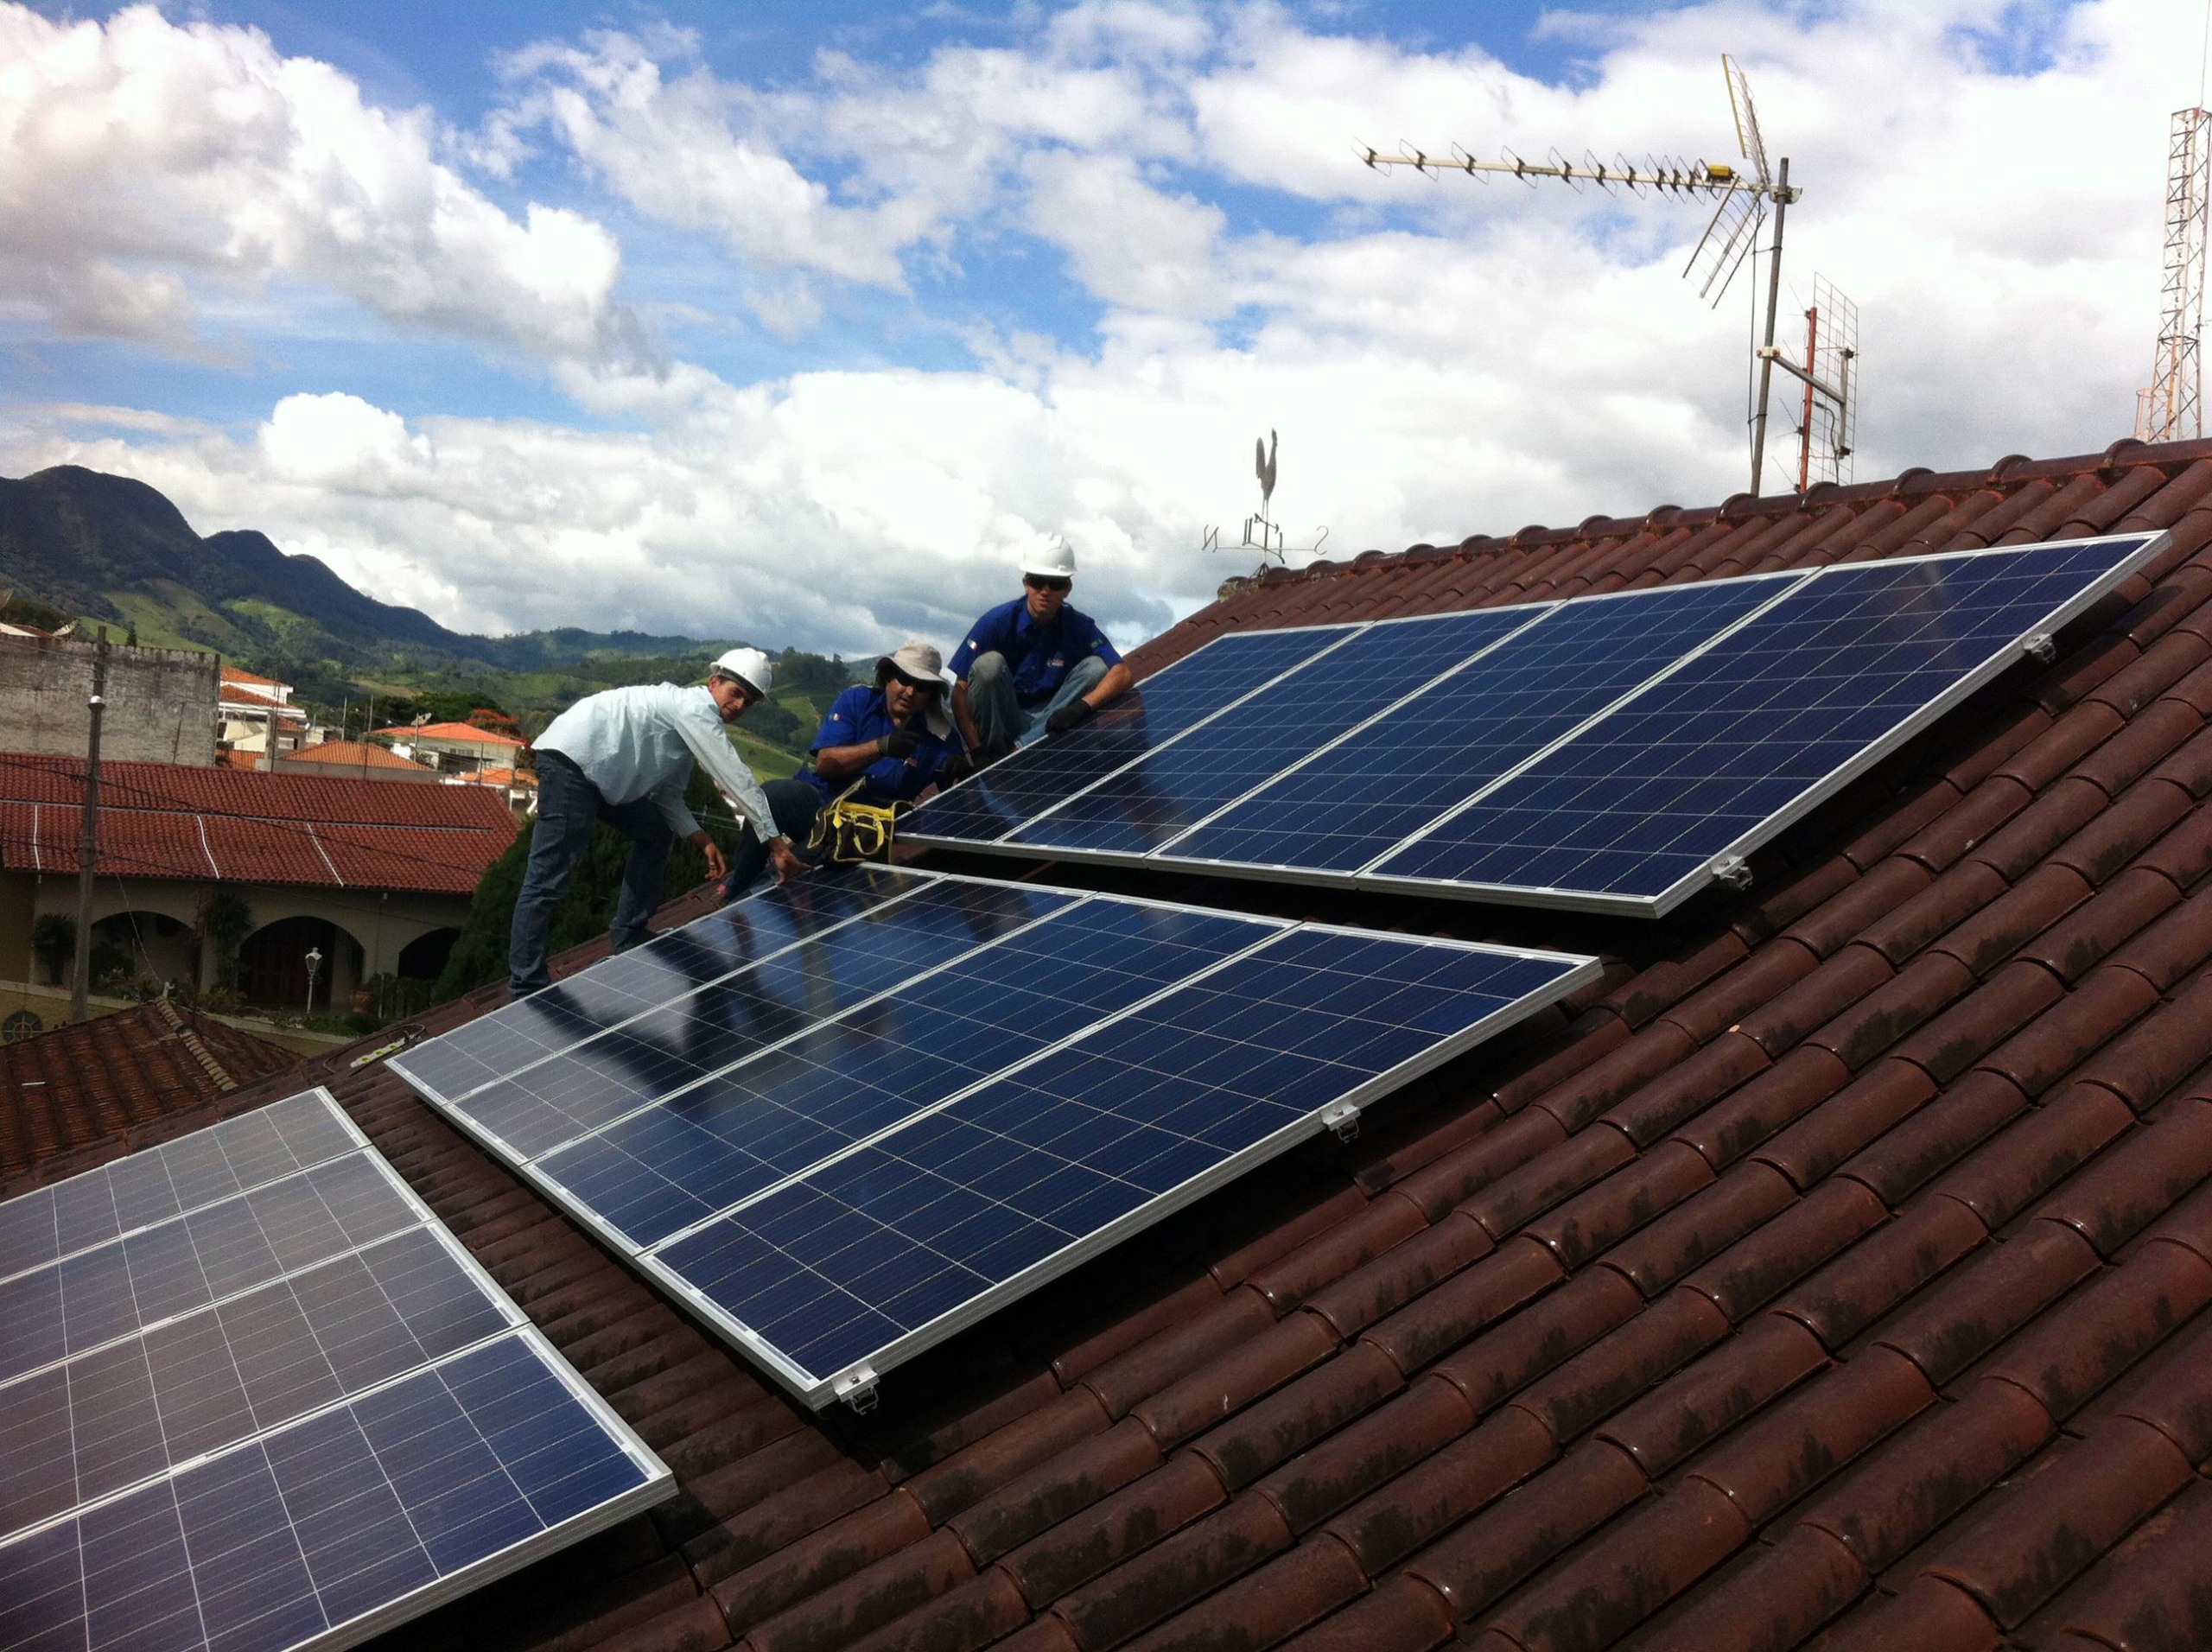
left=0, top=466, right=709, bottom=670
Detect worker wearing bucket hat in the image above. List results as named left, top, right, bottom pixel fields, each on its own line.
left=510, top=647, right=803, bottom=998
left=950, top=534, right=1133, bottom=765
left=804, top=639, right=969, bottom=807
left=718, top=639, right=972, bottom=900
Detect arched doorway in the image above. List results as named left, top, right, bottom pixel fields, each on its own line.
left=91, top=911, right=195, bottom=991
left=238, top=916, right=362, bottom=1012
left=397, top=927, right=461, bottom=982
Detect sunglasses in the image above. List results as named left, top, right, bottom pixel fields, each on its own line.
left=1024, top=575, right=1072, bottom=594
left=882, top=670, right=943, bottom=696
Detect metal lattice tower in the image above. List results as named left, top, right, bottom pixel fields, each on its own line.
left=2139, top=107, right=2211, bottom=442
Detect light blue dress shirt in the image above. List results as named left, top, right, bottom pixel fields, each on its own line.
left=533, top=683, right=779, bottom=842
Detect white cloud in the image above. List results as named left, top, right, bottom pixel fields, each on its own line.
left=0, top=3, right=634, bottom=361
left=0, top=0, right=2192, bottom=668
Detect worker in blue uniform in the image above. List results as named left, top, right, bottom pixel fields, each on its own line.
left=513, top=647, right=802, bottom=997
left=718, top=639, right=969, bottom=899
left=950, top=535, right=1134, bottom=765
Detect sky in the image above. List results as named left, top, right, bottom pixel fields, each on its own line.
left=0, top=0, right=2196, bottom=658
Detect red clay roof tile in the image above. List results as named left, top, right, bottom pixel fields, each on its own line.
left=31, top=444, right=2212, bottom=1652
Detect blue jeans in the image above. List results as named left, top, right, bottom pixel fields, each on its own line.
left=509, top=755, right=674, bottom=997
left=720, top=777, right=827, bottom=900
left=966, top=651, right=1109, bottom=764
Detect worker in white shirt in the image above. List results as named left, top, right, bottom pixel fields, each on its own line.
left=510, top=648, right=804, bottom=998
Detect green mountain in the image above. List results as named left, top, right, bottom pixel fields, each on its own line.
left=0, top=465, right=858, bottom=766
left=0, top=465, right=707, bottom=670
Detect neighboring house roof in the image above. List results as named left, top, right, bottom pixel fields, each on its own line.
left=219, top=664, right=285, bottom=689
left=13, top=435, right=2212, bottom=1652
left=281, top=739, right=437, bottom=772
left=0, top=997, right=298, bottom=1179
left=0, top=754, right=518, bottom=893
left=380, top=720, right=529, bottom=748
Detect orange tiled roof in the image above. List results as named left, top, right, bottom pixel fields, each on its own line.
left=283, top=739, right=433, bottom=771
left=16, top=435, right=2212, bottom=1652
left=0, top=999, right=297, bottom=1178
left=378, top=721, right=527, bottom=747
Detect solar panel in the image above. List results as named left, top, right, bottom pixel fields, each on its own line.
left=1370, top=537, right=2161, bottom=909
left=1006, top=606, right=1545, bottom=857
left=907, top=623, right=1359, bottom=846
left=391, top=868, right=1596, bottom=1408
left=903, top=533, right=2168, bottom=914
left=0, top=1090, right=670, bottom=1652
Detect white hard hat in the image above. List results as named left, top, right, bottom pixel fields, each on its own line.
left=711, top=646, right=773, bottom=697
left=1019, top=533, right=1077, bottom=580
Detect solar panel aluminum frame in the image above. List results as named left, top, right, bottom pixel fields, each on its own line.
left=639, top=923, right=1599, bottom=1412
left=398, top=872, right=1598, bottom=1411
left=0, top=1088, right=676, bottom=1652
left=905, top=533, right=2171, bottom=918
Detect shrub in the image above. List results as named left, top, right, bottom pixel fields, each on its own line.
left=30, top=914, right=73, bottom=985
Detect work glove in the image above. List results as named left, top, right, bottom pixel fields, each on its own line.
left=938, top=754, right=975, bottom=784
left=880, top=728, right=921, bottom=759
left=1046, top=698, right=1095, bottom=736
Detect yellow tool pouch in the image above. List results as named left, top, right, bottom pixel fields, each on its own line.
left=810, top=782, right=901, bottom=865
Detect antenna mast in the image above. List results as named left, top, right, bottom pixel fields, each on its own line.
left=2138, top=106, right=2212, bottom=442
left=1364, top=54, right=1849, bottom=498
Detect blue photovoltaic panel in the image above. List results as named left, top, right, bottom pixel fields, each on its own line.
left=0, top=1336, right=656, bottom=1652
left=0, top=1152, right=420, bottom=1383
left=1168, top=575, right=1792, bottom=874
left=0, top=1090, right=359, bottom=1279
left=658, top=927, right=1592, bottom=1382
left=0, top=1225, right=510, bottom=1541
left=438, top=875, right=1079, bottom=1161
left=392, top=864, right=916, bottom=1104
left=535, top=897, right=1280, bottom=1247
left=1373, top=537, right=2159, bottom=904
left=0, top=1090, right=670, bottom=1652
left=391, top=867, right=1596, bottom=1406
left=908, top=624, right=1356, bottom=845
left=1007, top=606, right=1543, bottom=857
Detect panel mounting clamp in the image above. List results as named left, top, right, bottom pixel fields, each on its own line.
left=1711, top=855, right=1754, bottom=891
left=2022, top=632, right=2056, bottom=663
left=834, top=1366, right=880, bottom=1414
left=1319, top=1099, right=1363, bottom=1141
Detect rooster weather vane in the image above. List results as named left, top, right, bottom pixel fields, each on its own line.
left=1203, top=429, right=1329, bottom=565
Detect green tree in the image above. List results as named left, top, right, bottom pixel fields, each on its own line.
left=197, top=888, right=254, bottom=989
left=435, top=768, right=748, bottom=1000
left=30, top=913, right=73, bottom=985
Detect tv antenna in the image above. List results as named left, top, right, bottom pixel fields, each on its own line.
left=2138, top=105, right=2210, bottom=442
left=1203, top=429, right=1330, bottom=564
left=1361, top=54, right=1848, bottom=498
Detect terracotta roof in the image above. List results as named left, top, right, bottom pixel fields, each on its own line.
left=219, top=664, right=285, bottom=689
left=16, top=436, right=2212, bottom=1652
left=0, top=753, right=518, bottom=893
left=382, top=720, right=529, bottom=747
left=0, top=998, right=299, bottom=1178
left=283, top=738, right=436, bottom=771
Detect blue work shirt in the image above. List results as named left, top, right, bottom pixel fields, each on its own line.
left=802, top=686, right=966, bottom=805
left=950, top=598, right=1122, bottom=707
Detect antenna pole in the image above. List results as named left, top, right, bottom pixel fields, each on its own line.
left=1797, top=302, right=1820, bottom=494
left=69, top=630, right=109, bottom=1024
left=1750, top=156, right=1790, bottom=496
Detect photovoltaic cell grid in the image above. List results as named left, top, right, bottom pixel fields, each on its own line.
left=391, top=867, right=1597, bottom=1407
left=903, top=534, right=2170, bottom=914
left=0, top=1090, right=670, bottom=1652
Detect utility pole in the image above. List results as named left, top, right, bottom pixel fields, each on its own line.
left=1749, top=157, right=1791, bottom=497
left=69, top=630, right=110, bottom=1023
